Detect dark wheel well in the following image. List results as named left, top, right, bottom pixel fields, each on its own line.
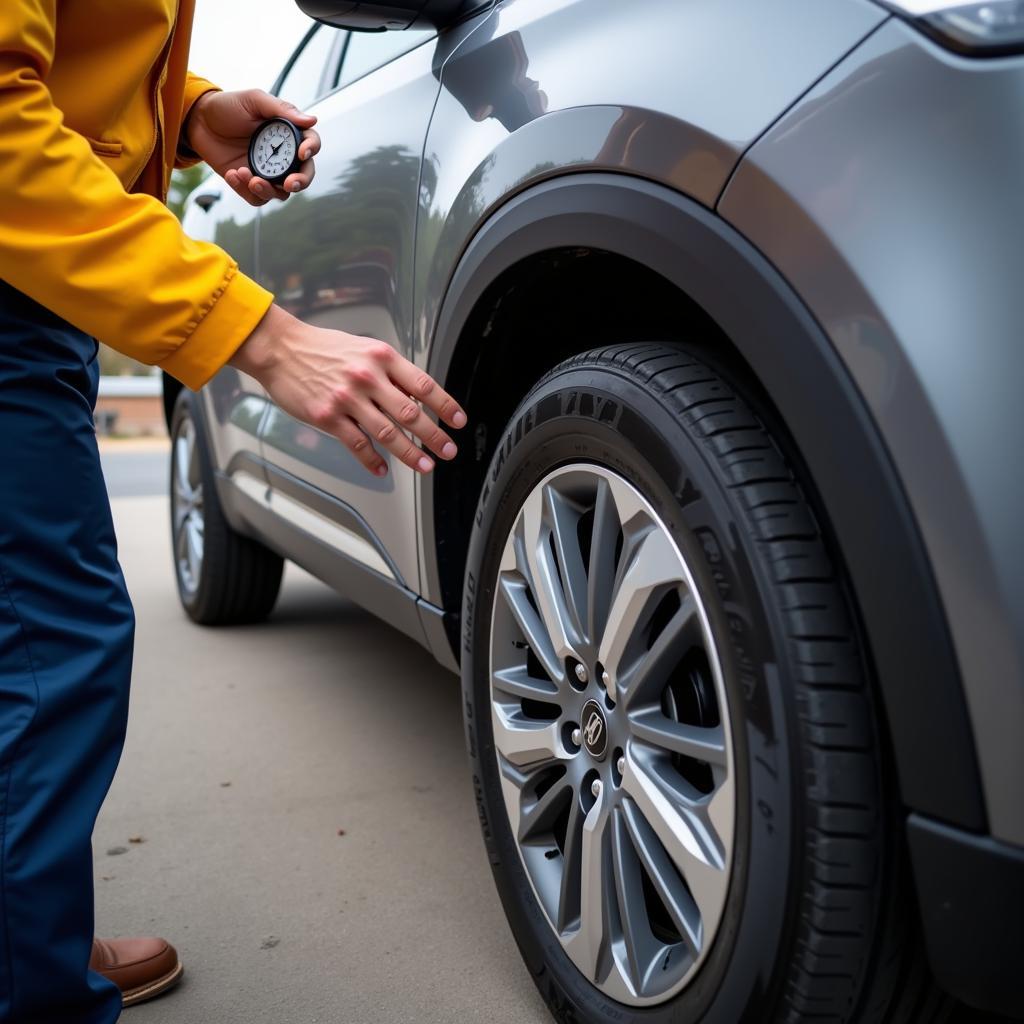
left=433, top=247, right=738, bottom=621
left=162, top=371, right=184, bottom=433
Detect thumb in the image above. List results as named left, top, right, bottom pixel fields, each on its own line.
left=246, top=90, right=317, bottom=126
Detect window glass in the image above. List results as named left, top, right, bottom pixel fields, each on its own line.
left=336, top=29, right=434, bottom=90
left=277, top=26, right=340, bottom=108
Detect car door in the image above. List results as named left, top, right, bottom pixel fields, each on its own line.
left=256, top=24, right=440, bottom=592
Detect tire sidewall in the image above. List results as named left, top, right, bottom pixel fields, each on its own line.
left=462, top=363, right=800, bottom=1023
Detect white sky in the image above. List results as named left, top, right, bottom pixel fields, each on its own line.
left=187, top=1, right=317, bottom=94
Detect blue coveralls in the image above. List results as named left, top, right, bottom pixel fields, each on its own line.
left=0, top=279, right=131, bottom=1022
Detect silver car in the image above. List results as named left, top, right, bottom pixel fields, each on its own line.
left=165, top=1, right=1024, bottom=1020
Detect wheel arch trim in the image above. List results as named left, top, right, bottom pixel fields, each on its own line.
left=422, top=171, right=984, bottom=829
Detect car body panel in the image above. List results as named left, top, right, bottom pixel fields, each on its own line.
left=719, top=18, right=1024, bottom=846
left=413, top=0, right=887, bottom=365
left=255, top=34, right=442, bottom=588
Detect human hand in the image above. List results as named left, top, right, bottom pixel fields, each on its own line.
left=185, top=89, right=320, bottom=205
left=231, top=305, right=466, bottom=476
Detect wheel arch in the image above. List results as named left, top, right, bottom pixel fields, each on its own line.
left=422, top=171, right=984, bottom=830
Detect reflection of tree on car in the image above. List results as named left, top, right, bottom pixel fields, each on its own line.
left=259, top=145, right=425, bottom=328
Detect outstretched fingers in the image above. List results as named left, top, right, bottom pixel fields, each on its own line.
left=333, top=415, right=388, bottom=477
left=373, top=385, right=458, bottom=463
left=383, top=349, right=467, bottom=430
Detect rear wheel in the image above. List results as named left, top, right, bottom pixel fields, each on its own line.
left=170, top=390, right=283, bottom=625
left=461, top=343, right=948, bottom=1023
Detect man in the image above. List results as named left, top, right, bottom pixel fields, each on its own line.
left=0, top=2, right=465, bottom=1021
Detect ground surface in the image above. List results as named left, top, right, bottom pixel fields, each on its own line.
left=94, top=443, right=1012, bottom=1024
left=96, top=444, right=549, bottom=1024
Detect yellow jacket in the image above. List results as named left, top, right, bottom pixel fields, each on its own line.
left=0, top=1, right=274, bottom=389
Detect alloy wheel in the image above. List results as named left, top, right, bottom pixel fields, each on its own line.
left=171, top=415, right=205, bottom=596
left=488, top=464, right=735, bottom=1006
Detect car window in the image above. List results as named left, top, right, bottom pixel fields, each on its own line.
left=335, top=28, right=434, bottom=90
left=277, top=25, right=341, bottom=108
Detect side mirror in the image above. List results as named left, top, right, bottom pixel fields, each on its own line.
left=295, top=0, right=467, bottom=32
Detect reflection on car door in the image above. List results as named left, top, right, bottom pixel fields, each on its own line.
left=257, top=28, right=439, bottom=591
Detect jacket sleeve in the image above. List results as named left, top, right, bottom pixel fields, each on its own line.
left=0, top=3, right=274, bottom=390
left=176, top=71, right=220, bottom=169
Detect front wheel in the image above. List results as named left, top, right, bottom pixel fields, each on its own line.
left=461, top=344, right=948, bottom=1023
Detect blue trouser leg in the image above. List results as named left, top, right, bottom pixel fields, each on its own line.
left=0, top=282, right=132, bottom=1023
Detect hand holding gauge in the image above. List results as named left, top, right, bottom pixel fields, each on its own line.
left=184, top=89, right=319, bottom=205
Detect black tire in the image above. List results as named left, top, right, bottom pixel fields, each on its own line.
left=169, top=389, right=283, bottom=625
left=461, top=343, right=949, bottom=1024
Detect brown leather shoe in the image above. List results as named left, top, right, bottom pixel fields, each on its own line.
left=90, top=937, right=184, bottom=1007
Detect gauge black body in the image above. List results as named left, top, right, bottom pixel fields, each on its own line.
left=247, top=117, right=303, bottom=185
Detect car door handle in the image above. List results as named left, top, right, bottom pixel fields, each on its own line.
left=194, top=190, right=222, bottom=212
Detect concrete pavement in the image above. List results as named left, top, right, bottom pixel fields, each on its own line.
left=96, top=488, right=549, bottom=1024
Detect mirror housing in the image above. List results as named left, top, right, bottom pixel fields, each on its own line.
left=295, top=0, right=468, bottom=31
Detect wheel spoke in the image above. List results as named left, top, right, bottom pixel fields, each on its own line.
left=172, top=497, right=189, bottom=532
left=628, top=709, right=727, bottom=766
left=492, top=665, right=559, bottom=702
left=610, top=806, right=658, bottom=993
left=621, top=750, right=729, bottom=933
left=563, top=796, right=614, bottom=980
left=557, top=795, right=585, bottom=932
left=544, top=486, right=589, bottom=644
left=587, top=477, right=620, bottom=644
left=175, top=517, right=189, bottom=570
left=519, top=488, right=580, bottom=661
left=492, top=704, right=565, bottom=770
left=173, top=436, right=192, bottom=503
left=497, top=574, right=566, bottom=687
left=186, top=521, right=202, bottom=584
left=621, top=798, right=702, bottom=953
left=598, top=526, right=687, bottom=687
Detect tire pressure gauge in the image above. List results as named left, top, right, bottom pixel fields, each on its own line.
left=247, top=117, right=303, bottom=185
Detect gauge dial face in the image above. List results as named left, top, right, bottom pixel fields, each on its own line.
left=250, top=120, right=298, bottom=182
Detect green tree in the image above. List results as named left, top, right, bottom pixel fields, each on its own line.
left=167, top=164, right=210, bottom=221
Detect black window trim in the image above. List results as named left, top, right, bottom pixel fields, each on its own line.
left=271, top=23, right=348, bottom=105
left=271, top=22, right=319, bottom=97
left=327, top=27, right=437, bottom=96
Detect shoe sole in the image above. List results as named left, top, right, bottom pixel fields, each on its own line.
left=121, top=961, right=184, bottom=1007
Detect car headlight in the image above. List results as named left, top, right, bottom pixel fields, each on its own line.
left=880, top=0, right=1024, bottom=55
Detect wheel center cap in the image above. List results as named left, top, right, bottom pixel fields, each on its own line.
left=580, top=699, right=608, bottom=760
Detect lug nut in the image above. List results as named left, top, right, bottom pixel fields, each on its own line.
left=616, top=756, right=626, bottom=778
left=591, top=779, right=602, bottom=798
left=575, top=663, right=589, bottom=685
left=571, top=727, right=582, bottom=747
